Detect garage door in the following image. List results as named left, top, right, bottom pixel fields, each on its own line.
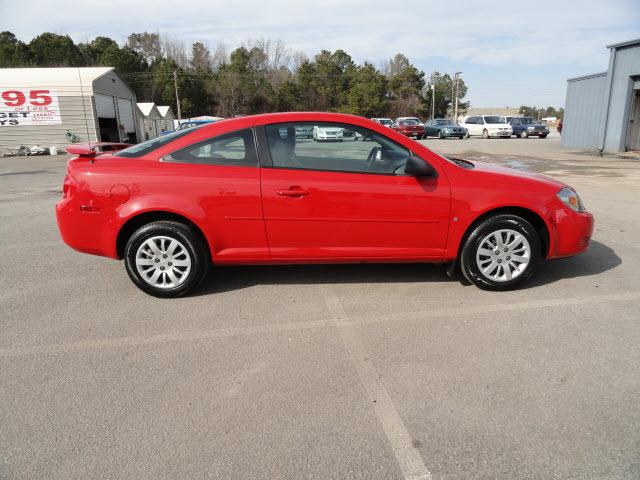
left=117, top=98, right=135, bottom=133
left=95, top=93, right=116, bottom=118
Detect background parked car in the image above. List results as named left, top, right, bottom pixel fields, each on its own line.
left=313, top=125, right=343, bottom=141
left=391, top=119, right=423, bottom=138
left=371, top=118, right=394, bottom=127
left=460, top=115, right=513, bottom=139
left=506, top=117, right=550, bottom=138
left=422, top=119, right=466, bottom=139
left=295, top=125, right=314, bottom=139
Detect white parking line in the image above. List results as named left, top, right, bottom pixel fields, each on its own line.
left=321, top=286, right=432, bottom=480
left=1, top=292, right=638, bottom=359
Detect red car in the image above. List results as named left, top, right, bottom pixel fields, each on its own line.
left=392, top=118, right=424, bottom=138
left=56, top=112, right=593, bottom=297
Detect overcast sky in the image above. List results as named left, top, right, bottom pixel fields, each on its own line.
left=3, top=0, right=639, bottom=107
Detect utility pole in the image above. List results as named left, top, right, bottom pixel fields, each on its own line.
left=430, top=73, right=438, bottom=119
left=173, top=70, right=182, bottom=121
left=454, top=72, right=462, bottom=122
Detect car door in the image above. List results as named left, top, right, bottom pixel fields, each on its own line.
left=257, top=121, right=451, bottom=260
left=159, top=128, right=269, bottom=262
left=425, top=120, right=435, bottom=137
left=465, top=117, right=478, bottom=136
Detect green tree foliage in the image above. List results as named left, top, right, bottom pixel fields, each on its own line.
left=519, top=105, right=564, bottom=119
left=346, top=63, right=388, bottom=117
left=0, top=31, right=33, bottom=66
left=28, top=33, right=84, bottom=67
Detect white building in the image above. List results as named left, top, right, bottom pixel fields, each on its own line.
left=0, top=67, right=140, bottom=153
left=156, top=106, right=175, bottom=133
left=136, top=103, right=163, bottom=141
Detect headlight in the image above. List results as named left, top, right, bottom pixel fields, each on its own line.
left=557, top=187, right=586, bottom=212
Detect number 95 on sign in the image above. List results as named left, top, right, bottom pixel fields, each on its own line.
left=0, top=89, right=62, bottom=126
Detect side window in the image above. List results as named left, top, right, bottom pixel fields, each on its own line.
left=511, top=118, right=519, bottom=125
left=163, top=128, right=257, bottom=166
left=468, top=117, right=478, bottom=124
left=264, top=122, right=411, bottom=175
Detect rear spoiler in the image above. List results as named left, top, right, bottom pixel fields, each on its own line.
left=65, top=142, right=132, bottom=157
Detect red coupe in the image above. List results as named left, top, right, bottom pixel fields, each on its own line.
left=56, top=112, right=593, bottom=297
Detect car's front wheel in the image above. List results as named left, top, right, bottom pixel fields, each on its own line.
left=482, top=129, right=489, bottom=139
left=124, top=220, right=209, bottom=298
left=460, top=214, right=541, bottom=290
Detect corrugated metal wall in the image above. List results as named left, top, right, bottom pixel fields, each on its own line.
left=603, top=44, right=640, bottom=152
left=561, top=73, right=607, bottom=150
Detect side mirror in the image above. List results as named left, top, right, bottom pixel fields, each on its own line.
left=405, top=153, right=437, bottom=178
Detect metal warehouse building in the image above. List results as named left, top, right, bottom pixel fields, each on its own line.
left=0, top=67, right=141, bottom=154
left=562, top=38, right=640, bottom=153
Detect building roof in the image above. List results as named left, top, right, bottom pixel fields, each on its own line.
left=606, top=38, right=640, bottom=50
left=157, top=106, right=174, bottom=118
left=136, top=102, right=161, bottom=117
left=0, top=67, right=116, bottom=91
left=567, top=71, right=608, bottom=82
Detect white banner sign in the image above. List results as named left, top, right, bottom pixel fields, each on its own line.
left=0, top=88, right=62, bottom=126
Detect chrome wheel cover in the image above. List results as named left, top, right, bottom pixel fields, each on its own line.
left=476, top=229, right=531, bottom=282
left=135, top=236, right=192, bottom=289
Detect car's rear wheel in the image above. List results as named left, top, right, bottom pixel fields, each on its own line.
left=460, top=214, right=541, bottom=290
left=482, top=129, right=489, bottom=139
left=124, top=221, right=209, bottom=298
left=520, top=130, right=528, bottom=138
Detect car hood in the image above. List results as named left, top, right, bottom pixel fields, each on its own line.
left=463, top=159, right=566, bottom=189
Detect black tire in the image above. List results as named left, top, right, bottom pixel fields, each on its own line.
left=124, top=220, right=209, bottom=298
left=539, top=134, right=548, bottom=139
left=465, top=130, right=470, bottom=138
left=439, top=130, right=445, bottom=139
left=520, top=130, right=528, bottom=138
left=482, top=129, right=489, bottom=139
left=459, top=214, right=541, bottom=290
left=458, top=136, right=464, bottom=140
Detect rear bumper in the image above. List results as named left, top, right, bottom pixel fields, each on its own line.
left=56, top=198, right=119, bottom=259
left=550, top=210, right=594, bottom=259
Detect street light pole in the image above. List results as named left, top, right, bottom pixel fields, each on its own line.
left=454, top=72, right=462, bottom=122
left=173, top=70, right=182, bottom=121
left=431, top=83, right=435, bottom=120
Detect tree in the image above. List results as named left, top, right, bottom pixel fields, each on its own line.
left=421, top=72, right=469, bottom=119
left=127, top=32, right=162, bottom=64
left=0, top=31, right=32, bottom=66
left=28, top=33, right=84, bottom=67
left=386, top=54, right=425, bottom=117
left=190, top=42, right=210, bottom=70
left=346, top=63, right=388, bottom=117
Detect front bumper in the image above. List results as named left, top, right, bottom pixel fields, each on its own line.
left=441, top=129, right=466, bottom=137
left=550, top=209, right=594, bottom=259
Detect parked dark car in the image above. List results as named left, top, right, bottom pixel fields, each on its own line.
left=507, top=117, right=550, bottom=138
left=391, top=119, right=423, bottom=138
left=422, top=119, right=466, bottom=139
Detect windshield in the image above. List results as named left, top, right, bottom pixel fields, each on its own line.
left=436, top=119, right=454, bottom=125
left=400, top=120, right=419, bottom=125
left=379, top=119, right=393, bottom=125
left=484, top=116, right=506, bottom=124
left=114, top=126, right=204, bottom=158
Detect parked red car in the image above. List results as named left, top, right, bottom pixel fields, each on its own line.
left=391, top=118, right=424, bottom=138
left=56, top=112, right=593, bottom=297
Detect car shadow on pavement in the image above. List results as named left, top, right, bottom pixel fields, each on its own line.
left=522, top=240, right=621, bottom=289
left=197, top=262, right=455, bottom=295
left=194, top=240, right=620, bottom=295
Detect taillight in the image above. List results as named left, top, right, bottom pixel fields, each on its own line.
left=62, top=173, right=77, bottom=199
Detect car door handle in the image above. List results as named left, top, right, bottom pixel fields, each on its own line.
left=277, top=187, right=309, bottom=197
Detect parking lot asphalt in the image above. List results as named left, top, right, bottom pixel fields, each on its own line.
left=1, top=137, right=639, bottom=479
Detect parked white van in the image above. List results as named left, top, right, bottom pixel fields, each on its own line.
left=460, top=115, right=513, bottom=139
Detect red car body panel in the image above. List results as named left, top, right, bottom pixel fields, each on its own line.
left=56, top=112, right=593, bottom=267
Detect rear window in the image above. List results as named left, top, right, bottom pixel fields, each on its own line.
left=114, top=126, right=204, bottom=158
